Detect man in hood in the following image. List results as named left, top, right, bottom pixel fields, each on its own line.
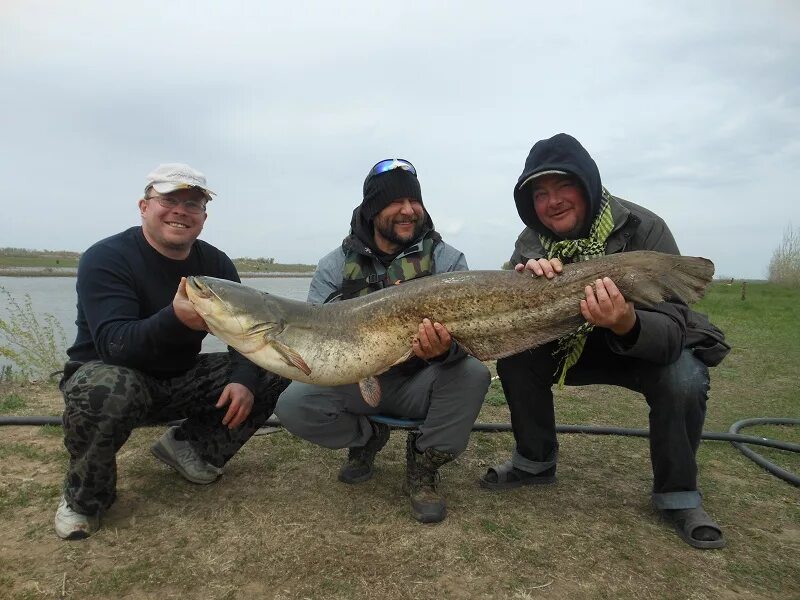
left=275, top=159, right=490, bottom=523
left=480, top=134, right=729, bottom=549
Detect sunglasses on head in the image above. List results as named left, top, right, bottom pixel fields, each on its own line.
left=368, top=158, right=417, bottom=177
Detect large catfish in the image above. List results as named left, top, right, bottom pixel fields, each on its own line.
left=186, top=250, right=714, bottom=406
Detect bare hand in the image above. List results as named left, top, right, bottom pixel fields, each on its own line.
left=173, top=277, right=207, bottom=331
left=216, top=383, right=255, bottom=429
left=412, top=318, right=452, bottom=360
left=580, top=277, right=637, bottom=335
left=515, top=257, right=563, bottom=279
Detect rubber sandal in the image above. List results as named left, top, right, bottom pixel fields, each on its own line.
left=479, top=460, right=556, bottom=490
left=662, top=506, right=726, bottom=549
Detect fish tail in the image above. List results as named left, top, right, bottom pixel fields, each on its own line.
left=616, top=251, right=715, bottom=306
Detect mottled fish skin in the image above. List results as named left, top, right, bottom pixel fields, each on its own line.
left=186, top=251, right=714, bottom=385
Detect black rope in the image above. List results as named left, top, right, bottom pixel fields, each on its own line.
left=727, top=418, right=800, bottom=486
left=1, top=415, right=797, bottom=486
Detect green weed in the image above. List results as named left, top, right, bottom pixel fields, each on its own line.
left=0, top=392, right=26, bottom=413
left=0, top=286, right=67, bottom=382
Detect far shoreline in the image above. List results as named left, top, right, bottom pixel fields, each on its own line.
left=0, top=268, right=313, bottom=278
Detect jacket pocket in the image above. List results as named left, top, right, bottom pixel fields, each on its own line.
left=685, top=310, right=731, bottom=367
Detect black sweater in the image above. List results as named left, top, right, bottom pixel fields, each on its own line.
left=67, top=226, right=259, bottom=391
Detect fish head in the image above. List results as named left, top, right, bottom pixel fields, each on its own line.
left=186, top=276, right=283, bottom=354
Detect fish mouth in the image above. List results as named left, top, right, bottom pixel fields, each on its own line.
left=187, top=276, right=213, bottom=299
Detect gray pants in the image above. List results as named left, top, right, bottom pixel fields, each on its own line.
left=274, top=356, right=490, bottom=456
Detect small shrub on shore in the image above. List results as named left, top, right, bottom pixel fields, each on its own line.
left=0, top=286, right=66, bottom=382
left=768, top=225, right=800, bottom=286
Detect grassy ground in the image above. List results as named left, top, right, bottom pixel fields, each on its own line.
left=1, top=282, right=798, bottom=599
left=232, top=259, right=315, bottom=274
left=0, top=251, right=81, bottom=269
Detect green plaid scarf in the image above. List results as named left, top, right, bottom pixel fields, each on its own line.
left=538, top=188, right=615, bottom=386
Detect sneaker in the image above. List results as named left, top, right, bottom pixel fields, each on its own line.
left=54, top=496, right=99, bottom=540
left=338, top=421, right=391, bottom=484
left=151, top=426, right=223, bottom=485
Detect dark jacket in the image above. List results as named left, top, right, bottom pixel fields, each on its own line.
left=511, top=134, right=729, bottom=367
left=67, top=226, right=261, bottom=390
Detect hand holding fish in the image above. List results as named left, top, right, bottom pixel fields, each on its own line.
left=413, top=318, right=452, bottom=360
left=515, top=257, right=563, bottom=279
left=173, top=277, right=209, bottom=331
left=216, top=382, right=255, bottom=429
left=580, top=277, right=637, bottom=335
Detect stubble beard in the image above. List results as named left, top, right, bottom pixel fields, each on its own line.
left=143, top=221, right=199, bottom=255
left=375, top=217, right=424, bottom=247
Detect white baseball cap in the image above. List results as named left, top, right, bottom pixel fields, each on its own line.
left=145, top=163, right=215, bottom=199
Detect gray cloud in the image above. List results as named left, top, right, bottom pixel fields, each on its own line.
left=1, top=0, right=798, bottom=278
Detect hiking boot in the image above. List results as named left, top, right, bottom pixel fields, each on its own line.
left=338, top=421, right=391, bottom=484
left=405, top=431, right=455, bottom=523
left=151, top=426, right=223, bottom=485
left=54, top=496, right=99, bottom=540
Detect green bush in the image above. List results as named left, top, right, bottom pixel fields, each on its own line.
left=0, top=286, right=66, bottom=381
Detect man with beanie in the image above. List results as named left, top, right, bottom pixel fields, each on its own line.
left=480, top=134, right=730, bottom=549
left=54, top=163, right=288, bottom=540
left=275, top=158, right=490, bottom=523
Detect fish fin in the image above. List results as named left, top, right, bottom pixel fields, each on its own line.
left=272, top=340, right=312, bottom=376
left=359, top=377, right=381, bottom=407
left=389, top=349, right=415, bottom=368
left=452, top=338, right=487, bottom=361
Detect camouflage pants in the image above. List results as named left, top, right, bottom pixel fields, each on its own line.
left=60, top=353, right=288, bottom=515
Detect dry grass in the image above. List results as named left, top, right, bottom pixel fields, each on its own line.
left=1, top=382, right=797, bottom=600
left=1, top=282, right=799, bottom=599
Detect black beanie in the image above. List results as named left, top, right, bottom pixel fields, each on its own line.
left=361, top=168, right=423, bottom=221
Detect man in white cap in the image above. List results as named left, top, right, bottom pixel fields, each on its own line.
left=55, top=163, right=288, bottom=540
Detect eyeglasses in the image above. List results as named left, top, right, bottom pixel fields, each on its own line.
left=147, top=194, right=207, bottom=214
left=368, top=158, right=417, bottom=177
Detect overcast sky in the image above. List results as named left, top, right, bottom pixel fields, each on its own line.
left=1, top=1, right=798, bottom=279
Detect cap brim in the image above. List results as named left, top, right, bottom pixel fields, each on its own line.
left=517, top=170, right=569, bottom=191
left=151, top=182, right=215, bottom=199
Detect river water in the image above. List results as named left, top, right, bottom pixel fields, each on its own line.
left=0, top=276, right=311, bottom=366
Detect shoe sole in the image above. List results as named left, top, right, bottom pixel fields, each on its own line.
left=479, top=474, right=557, bottom=491
left=411, top=506, right=447, bottom=524
left=150, top=444, right=220, bottom=485
left=338, top=469, right=374, bottom=485
left=57, top=528, right=91, bottom=541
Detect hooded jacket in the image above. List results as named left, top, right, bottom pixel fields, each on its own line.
left=510, top=133, right=729, bottom=367
left=514, top=133, right=605, bottom=239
